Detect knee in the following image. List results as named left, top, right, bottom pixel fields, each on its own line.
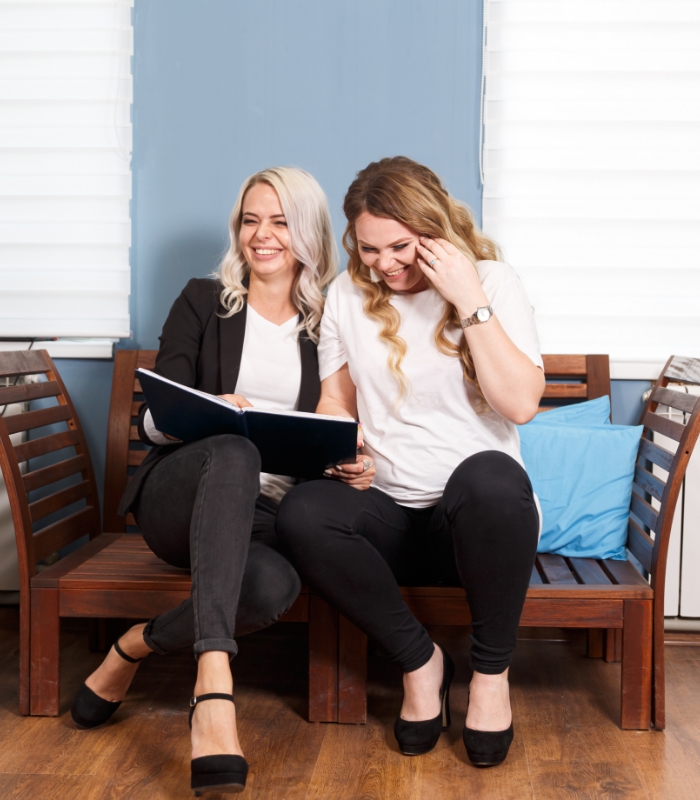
left=236, top=546, right=301, bottom=635
left=203, top=434, right=261, bottom=475
left=275, top=481, right=326, bottom=551
left=445, top=451, right=533, bottom=512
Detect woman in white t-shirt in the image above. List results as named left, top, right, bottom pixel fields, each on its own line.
left=71, top=167, right=338, bottom=795
left=277, top=157, right=545, bottom=767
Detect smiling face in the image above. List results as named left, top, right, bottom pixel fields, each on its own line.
left=354, top=212, right=428, bottom=294
left=239, top=182, right=300, bottom=281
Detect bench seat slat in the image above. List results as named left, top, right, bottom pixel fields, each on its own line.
left=537, top=554, right=578, bottom=584
left=603, top=558, right=649, bottom=587
left=568, top=558, right=611, bottom=585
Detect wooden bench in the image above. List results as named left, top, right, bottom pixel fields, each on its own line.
left=321, top=355, right=700, bottom=730
left=0, top=349, right=309, bottom=717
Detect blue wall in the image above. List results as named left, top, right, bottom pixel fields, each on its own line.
left=55, top=0, right=645, bottom=513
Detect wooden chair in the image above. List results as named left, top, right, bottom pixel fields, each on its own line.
left=0, top=349, right=308, bottom=717
left=330, top=355, right=700, bottom=730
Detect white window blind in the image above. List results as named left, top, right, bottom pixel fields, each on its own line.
left=0, top=0, right=132, bottom=340
left=482, top=1, right=700, bottom=375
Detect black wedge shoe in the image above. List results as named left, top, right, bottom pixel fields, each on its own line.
left=189, top=693, right=248, bottom=796
left=394, top=645, right=455, bottom=756
left=71, top=639, right=143, bottom=729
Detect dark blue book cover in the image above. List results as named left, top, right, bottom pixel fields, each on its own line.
left=137, top=369, right=357, bottom=479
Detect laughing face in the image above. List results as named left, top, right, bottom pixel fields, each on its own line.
left=239, top=182, right=300, bottom=281
left=354, top=212, right=428, bottom=294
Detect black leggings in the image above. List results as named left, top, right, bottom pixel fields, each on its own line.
left=276, top=451, right=539, bottom=674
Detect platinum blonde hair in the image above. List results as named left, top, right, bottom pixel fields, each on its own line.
left=217, top=167, right=338, bottom=342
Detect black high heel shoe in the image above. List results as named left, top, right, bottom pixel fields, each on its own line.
left=394, top=645, right=455, bottom=756
left=71, top=639, right=143, bottom=729
left=463, top=690, right=514, bottom=767
left=189, top=693, right=248, bottom=796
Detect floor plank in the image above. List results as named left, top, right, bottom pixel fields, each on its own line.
left=0, top=615, right=698, bottom=799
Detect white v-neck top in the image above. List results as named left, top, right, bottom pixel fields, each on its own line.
left=318, top=262, right=543, bottom=508
left=144, top=304, right=302, bottom=505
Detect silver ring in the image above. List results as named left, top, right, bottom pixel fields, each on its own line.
left=362, top=459, right=372, bottom=472
left=429, top=258, right=437, bottom=266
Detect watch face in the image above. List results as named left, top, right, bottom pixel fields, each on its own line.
left=476, top=307, right=491, bottom=322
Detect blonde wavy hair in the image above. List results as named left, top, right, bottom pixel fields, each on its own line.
left=217, top=167, right=338, bottom=342
left=343, top=156, right=501, bottom=403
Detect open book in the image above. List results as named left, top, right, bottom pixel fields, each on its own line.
left=136, top=369, right=358, bottom=479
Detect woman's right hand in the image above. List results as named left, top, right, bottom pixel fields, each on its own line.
left=219, top=394, right=254, bottom=409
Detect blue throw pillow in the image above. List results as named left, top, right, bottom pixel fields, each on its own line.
left=528, top=395, right=611, bottom=427
left=518, top=422, right=643, bottom=560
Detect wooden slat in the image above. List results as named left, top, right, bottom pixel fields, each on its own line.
left=541, top=354, right=586, bottom=375
left=0, top=380, right=60, bottom=405
left=638, top=437, right=674, bottom=472
left=59, top=588, right=191, bottom=618
left=633, top=465, right=665, bottom=503
left=28, top=480, right=91, bottom=523
left=530, top=564, right=543, bottom=584
left=125, top=513, right=137, bottom=527
left=127, top=449, right=148, bottom=466
left=586, top=354, right=612, bottom=400
left=643, top=410, right=685, bottom=443
left=520, top=598, right=623, bottom=628
left=542, top=383, right=587, bottom=399
left=652, top=386, right=698, bottom=415
left=603, top=558, right=649, bottom=587
left=627, top=519, right=653, bottom=574
left=129, top=425, right=139, bottom=441
left=665, top=355, right=700, bottom=385
left=568, top=558, right=612, bottom=586
left=14, top=429, right=80, bottom=463
left=136, top=350, right=158, bottom=369
left=131, top=401, right=141, bottom=417
left=0, top=349, right=51, bottom=379
left=3, top=404, right=71, bottom=435
left=32, top=506, right=98, bottom=562
left=631, top=491, right=659, bottom=533
left=133, top=379, right=142, bottom=393
left=537, top=554, right=578, bottom=584
left=22, top=454, right=87, bottom=493
left=30, top=533, right=125, bottom=587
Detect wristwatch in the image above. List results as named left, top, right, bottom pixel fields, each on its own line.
left=460, top=305, right=494, bottom=328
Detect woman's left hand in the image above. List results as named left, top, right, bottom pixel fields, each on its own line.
left=324, top=454, right=375, bottom=491
left=416, top=237, right=489, bottom=315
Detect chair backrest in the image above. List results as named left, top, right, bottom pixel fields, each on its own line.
left=103, top=349, right=157, bottom=532
left=0, top=350, right=101, bottom=599
left=627, top=356, right=700, bottom=593
left=540, top=354, right=611, bottom=411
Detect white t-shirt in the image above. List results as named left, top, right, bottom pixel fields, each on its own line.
left=318, top=262, right=543, bottom=508
left=145, top=304, right=301, bottom=505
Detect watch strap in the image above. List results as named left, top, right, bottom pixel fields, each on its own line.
left=460, top=305, right=494, bottom=328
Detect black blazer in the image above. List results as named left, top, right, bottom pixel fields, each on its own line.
left=119, top=278, right=321, bottom=515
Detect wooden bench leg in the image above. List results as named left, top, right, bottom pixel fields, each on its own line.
left=308, top=594, right=338, bottom=723
left=30, top=588, right=60, bottom=716
left=620, top=600, right=652, bottom=730
left=605, top=628, right=622, bottom=662
left=587, top=629, right=605, bottom=658
left=652, top=607, right=665, bottom=730
left=338, top=615, right=367, bottom=724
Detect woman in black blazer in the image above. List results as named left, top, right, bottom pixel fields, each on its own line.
left=71, top=167, right=338, bottom=795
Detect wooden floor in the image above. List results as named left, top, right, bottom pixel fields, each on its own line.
left=1, top=613, right=699, bottom=799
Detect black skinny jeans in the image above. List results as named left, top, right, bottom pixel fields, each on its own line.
left=134, top=434, right=301, bottom=658
left=276, top=451, right=539, bottom=674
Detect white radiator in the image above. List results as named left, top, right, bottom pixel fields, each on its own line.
left=650, top=385, right=700, bottom=626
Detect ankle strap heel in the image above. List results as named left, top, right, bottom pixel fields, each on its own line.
left=189, top=693, right=248, bottom=796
